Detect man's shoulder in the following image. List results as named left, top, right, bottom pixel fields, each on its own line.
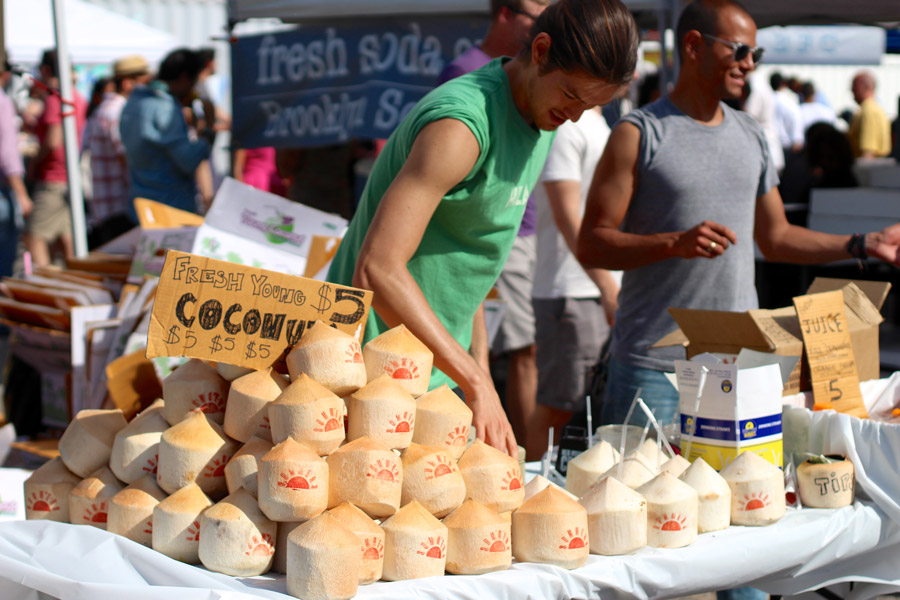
left=439, top=46, right=491, bottom=83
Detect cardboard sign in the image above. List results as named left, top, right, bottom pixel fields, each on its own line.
left=134, top=198, right=205, bottom=229
left=793, top=290, right=866, bottom=418
left=146, top=251, right=373, bottom=370
left=303, top=235, right=342, bottom=279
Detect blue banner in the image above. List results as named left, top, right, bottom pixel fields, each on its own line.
left=681, top=413, right=782, bottom=443
left=232, top=16, right=489, bottom=149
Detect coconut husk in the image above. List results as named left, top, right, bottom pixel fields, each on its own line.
left=269, top=373, right=346, bottom=456
left=272, top=521, right=303, bottom=574
left=579, top=476, right=647, bottom=555
left=346, top=374, right=416, bottom=450
left=400, top=443, right=465, bottom=518
left=637, top=438, right=670, bottom=471
left=24, top=457, right=81, bottom=522
left=511, top=487, right=589, bottom=569
left=680, top=457, right=731, bottom=533
left=107, top=473, right=167, bottom=546
left=151, top=482, right=213, bottom=563
left=286, top=320, right=367, bottom=396
left=660, top=455, right=691, bottom=478
left=68, top=466, right=123, bottom=529
left=58, top=408, right=128, bottom=478
left=328, top=501, right=385, bottom=585
left=225, top=436, right=274, bottom=499
left=442, top=499, right=511, bottom=575
left=287, top=512, right=361, bottom=600
left=380, top=500, right=448, bottom=581
left=411, top=384, right=473, bottom=459
left=457, top=440, right=524, bottom=513
left=157, top=410, right=239, bottom=498
left=564, top=441, right=620, bottom=498
left=720, top=451, right=786, bottom=526
left=326, top=437, right=401, bottom=519
left=636, top=472, right=699, bottom=549
left=223, top=368, right=288, bottom=443
left=797, top=456, right=855, bottom=509
left=258, top=437, right=329, bottom=522
left=597, top=453, right=657, bottom=491
left=525, top=475, right=579, bottom=502
left=363, top=325, right=433, bottom=397
left=216, top=362, right=254, bottom=382
left=109, top=399, right=168, bottom=484
left=198, top=488, right=277, bottom=576
left=162, top=359, right=230, bottom=425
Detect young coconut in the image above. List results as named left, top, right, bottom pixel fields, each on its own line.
left=660, top=455, right=691, bottom=478
left=223, top=368, right=288, bottom=443
left=258, top=437, right=329, bottom=522
left=268, top=373, right=346, bottom=455
left=286, top=320, right=367, bottom=396
left=564, top=441, right=620, bottom=498
left=579, top=476, right=647, bottom=555
left=58, top=408, right=128, bottom=478
left=636, top=471, right=699, bottom=549
left=721, top=451, right=786, bottom=526
left=215, top=362, right=253, bottom=382
left=198, top=488, right=277, bottom=577
left=107, top=473, right=167, bottom=546
left=24, top=457, right=81, bottom=522
left=411, top=384, right=473, bottom=459
left=400, top=443, right=465, bottom=518
left=328, top=501, right=385, bottom=585
left=346, top=374, right=416, bottom=450
left=68, top=466, right=123, bottom=529
left=109, top=399, right=168, bottom=484
left=511, top=486, right=589, bottom=569
left=224, top=436, right=274, bottom=498
left=637, top=437, right=670, bottom=471
left=157, top=410, right=239, bottom=498
left=457, top=439, right=524, bottom=513
left=152, top=482, right=213, bottom=563
left=326, top=436, right=402, bottom=519
left=380, top=500, right=448, bottom=581
left=679, top=457, right=731, bottom=533
left=363, top=324, right=433, bottom=397
left=525, top=474, right=579, bottom=502
left=797, top=455, right=855, bottom=509
left=287, top=512, right=361, bottom=600
left=597, top=451, right=657, bottom=491
left=161, top=358, right=230, bottom=425
left=442, top=499, right=511, bottom=575
left=272, top=521, right=303, bottom=574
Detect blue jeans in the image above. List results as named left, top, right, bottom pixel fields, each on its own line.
left=717, top=588, right=768, bottom=600
left=0, top=185, right=22, bottom=279
left=601, top=356, right=679, bottom=427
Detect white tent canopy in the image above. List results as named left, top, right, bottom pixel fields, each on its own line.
left=6, top=0, right=178, bottom=66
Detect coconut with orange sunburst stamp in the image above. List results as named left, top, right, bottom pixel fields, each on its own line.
left=107, top=473, right=168, bottom=547
left=326, top=436, right=402, bottom=519
left=400, top=443, right=465, bottom=518
left=721, top=450, right=786, bottom=526
left=286, top=512, right=361, bottom=600
left=151, top=482, right=213, bottom=564
left=458, top=440, right=525, bottom=513
left=443, top=499, right=512, bottom=575
left=286, top=319, right=367, bottom=397
left=637, top=471, right=699, bottom=549
left=223, top=367, right=288, bottom=443
left=268, top=373, right=346, bottom=456
left=109, top=399, right=168, bottom=484
left=363, top=324, right=433, bottom=397
left=23, top=457, right=81, bottom=522
left=411, top=384, right=474, bottom=460
left=680, top=457, right=731, bottom=533
left=257, top=437, right=329, bottom=521
left=381, top=500, right=448, bottom=581
left=157, top=410, right=238, bottom=499
left=68, top=466, right=123, bottom=529
left=511, top=486, right=590, bottom=569
left=161, top=358, right=230, bottom=426
left=579, top=475, right=648, bottom=555
left=346, top=374, right=417, bottom=450
left=329, top=501, right=385, bottom=584
left=198, top=488, right=277, bottom=577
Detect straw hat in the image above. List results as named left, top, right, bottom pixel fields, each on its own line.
left=113, top=54, right=149, bottom=78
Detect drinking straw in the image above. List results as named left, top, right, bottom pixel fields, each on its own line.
left=617, top=388, right=642, bottom=480
left=586, top=395, right=593, bottom=449
left=637, top=398, right=676, bottom=459
left=543, top=426, right=554, bottom=479
left=682, top=366, right=708, bottom=461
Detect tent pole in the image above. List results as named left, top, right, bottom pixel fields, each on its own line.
left=50, top=0, right=88, bottom=258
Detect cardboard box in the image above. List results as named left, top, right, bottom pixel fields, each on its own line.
left=654, top=278, right=890, bottom=395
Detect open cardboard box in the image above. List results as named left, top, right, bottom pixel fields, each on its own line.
left=653, top=277, right=891, bottom=395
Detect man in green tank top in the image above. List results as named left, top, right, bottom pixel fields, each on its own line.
left=328, top=0, right=638, bottom=456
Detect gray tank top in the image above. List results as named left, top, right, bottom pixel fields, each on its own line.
left=611, top=96, right=779, bottom=372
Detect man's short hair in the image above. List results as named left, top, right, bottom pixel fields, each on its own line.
left=157, top=48, right=202, bottom=84
left=40, top=49, right=59, bottom=78
left=490, top=0, right=551, bottom=19
left=800, top=81, right=815, bottom=101
left=675, top=0, right=752, bottom=62
left=770, top=72, right=783, bottom=90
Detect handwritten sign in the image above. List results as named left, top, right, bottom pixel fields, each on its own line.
left=146, top=251, right=373, bottom=370
left=793, top=290, right=867, bottom=418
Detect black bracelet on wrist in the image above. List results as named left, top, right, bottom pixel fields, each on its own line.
left=847, top=233, right=868, bottom=268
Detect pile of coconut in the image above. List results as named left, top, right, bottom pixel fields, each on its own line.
left=26, top=318, right=808, bottom=597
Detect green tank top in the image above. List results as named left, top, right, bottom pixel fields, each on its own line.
left=328, top=58, right=554, bottom=390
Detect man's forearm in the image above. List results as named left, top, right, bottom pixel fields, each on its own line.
left=578, top=226, right=681, bottom=271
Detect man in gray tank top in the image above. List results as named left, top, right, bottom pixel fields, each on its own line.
left=577, top=0, right=900, bottom=430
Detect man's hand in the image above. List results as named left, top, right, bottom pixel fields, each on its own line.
left=17, top=192, right=33, bottom=218
left=466, top=376, right=519, bottom=459
left=867, top=224, right=900, bottom=265
left=674, top=221, right=737, bottom=259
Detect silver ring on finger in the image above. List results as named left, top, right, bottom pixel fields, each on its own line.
left=709, top=241, right=717, bottom=251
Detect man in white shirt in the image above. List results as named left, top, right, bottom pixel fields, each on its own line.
left=798, top=81, right=836, bottom=134
left=771, top=72, right=803, bottom=157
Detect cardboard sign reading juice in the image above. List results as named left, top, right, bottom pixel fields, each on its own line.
left=146, top=251, right=373, bottom=370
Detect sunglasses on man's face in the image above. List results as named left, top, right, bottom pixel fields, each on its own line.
left=702, top=34, right=765, bottom=64
left=507, top=5, right=542, bottom=22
